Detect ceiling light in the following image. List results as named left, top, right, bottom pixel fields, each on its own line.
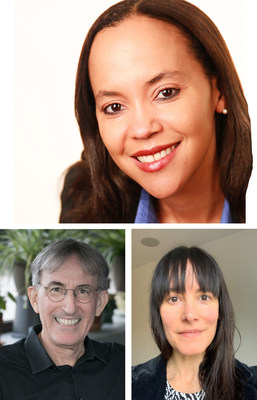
left=141, top=237, right=160, bottom=247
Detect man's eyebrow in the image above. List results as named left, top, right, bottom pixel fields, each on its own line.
left=47, top=281, right=64, bottom=286
left=46, top=281, right=92, bottom=288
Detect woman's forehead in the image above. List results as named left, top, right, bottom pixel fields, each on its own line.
left=169, top=261, right=199, bottom=288
left=88, top=15, right=202, bottom=90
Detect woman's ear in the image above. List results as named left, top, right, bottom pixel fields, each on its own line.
left=27, top=286, right=40, bottom=314
left=212, top=77, right=226, bottom=113
left=95, top=290, right=109, bottom=317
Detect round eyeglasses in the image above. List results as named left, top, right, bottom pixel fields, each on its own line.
left=38, top=283, right=101, bottom=303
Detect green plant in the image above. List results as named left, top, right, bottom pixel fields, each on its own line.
left=0, top=292, right=16, bottom=312
left=0, top=229, right=87, bottom=292
left=83, top=230, right=125, bottom=264
left=0, top=229, right=125, bottom=299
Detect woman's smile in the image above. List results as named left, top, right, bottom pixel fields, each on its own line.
left=132, top=142, right=181, bottom=172
left=178, top=329, right=204, bottom=338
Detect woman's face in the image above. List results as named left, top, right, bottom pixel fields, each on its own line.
left=89, top=16, right=225, bottom=199
left=160, top=262, right=219, bottom=359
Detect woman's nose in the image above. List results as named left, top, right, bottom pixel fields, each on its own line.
left=181, top=301, right=198, bottom=322
left=128, top=103, right=163, bottom=139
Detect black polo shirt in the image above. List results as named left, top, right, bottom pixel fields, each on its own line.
left=0, top=325, right=125, bottom=400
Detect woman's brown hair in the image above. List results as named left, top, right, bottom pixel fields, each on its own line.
left=60, top=0, right=252, bottom=223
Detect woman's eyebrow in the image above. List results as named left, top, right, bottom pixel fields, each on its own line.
left=146, top=70, right=184, bottom=86
left=95, top=90, right=122, bottom=101
left=168, top=287, right=203, bottom=293
left=95, top=71, right=184, bottom=101
left=168, top=287, right=181, bottom=293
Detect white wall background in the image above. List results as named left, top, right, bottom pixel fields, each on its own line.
left=132, top=229, right=257, bottom=366
left=11, top=0, right=256, bottom=223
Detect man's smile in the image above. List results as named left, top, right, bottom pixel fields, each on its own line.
left=55, top=317, right=81, bottom=326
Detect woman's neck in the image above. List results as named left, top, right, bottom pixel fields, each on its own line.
left=156, top=159, right=224, bottom=223
left=166, top=353, right=203, bottom=393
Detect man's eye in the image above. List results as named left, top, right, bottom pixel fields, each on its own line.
left=78, top=287, right=90, bottom=294
left=50, top=287, right=62, bottom=293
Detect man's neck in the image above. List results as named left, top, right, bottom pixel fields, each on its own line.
left=38, top=331, right=85, bottom=367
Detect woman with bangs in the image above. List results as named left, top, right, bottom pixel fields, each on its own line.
left=60, top=0, right=252, bottom=223
left=132, top=246, right=257, bottom=399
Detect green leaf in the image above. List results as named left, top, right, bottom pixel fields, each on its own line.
left=0, top=296, right=6, bottom=310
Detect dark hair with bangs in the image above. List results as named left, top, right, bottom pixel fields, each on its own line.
left=150, top=246, right=241, bottom=399
left=60, top=0, right=251, bottom=223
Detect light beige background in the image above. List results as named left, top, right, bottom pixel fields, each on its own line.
left=132, top=229, right=257, bottom=366
left=11, top=0, right=256, bottom=223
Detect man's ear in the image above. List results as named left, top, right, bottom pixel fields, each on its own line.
left=212, top=77, right=226, bottom=113
left=95, top=290, right=109, bottom=317
left=27, top=286, right=40, bottom=314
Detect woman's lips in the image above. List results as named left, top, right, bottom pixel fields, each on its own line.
left=179, top=329, right=204, bottom=338
left=131, top=142, right=180, bottom=172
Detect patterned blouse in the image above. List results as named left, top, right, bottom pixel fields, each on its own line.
left=165, top=381, right=205, bottom=400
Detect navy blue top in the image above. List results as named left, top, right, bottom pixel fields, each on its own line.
left=134, top=189, right=232, bottom=223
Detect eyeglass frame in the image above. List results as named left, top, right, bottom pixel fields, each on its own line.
left=38, top=282, right=102, bottom=304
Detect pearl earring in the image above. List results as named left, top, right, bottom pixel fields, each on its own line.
left=222, top=108, right=228, bottom=115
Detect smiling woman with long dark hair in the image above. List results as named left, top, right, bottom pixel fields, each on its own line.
left=60, top=0, right=252, bottom=223
left=132, top=246, right=257, bottom=399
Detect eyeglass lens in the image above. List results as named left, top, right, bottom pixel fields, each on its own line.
left=45, top=285, right=96, bottom=303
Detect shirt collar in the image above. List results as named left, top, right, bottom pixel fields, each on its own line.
left=24, top=324, right=108, bottom=374
left=24, top=324, right=54, bottom=374
left=134, top=189, right=158, bottom=223
left=134, top=189, right=232, bottom=223
left=220, top=198, right=233, bottom=223
left=76, top=337, right=108, bottom=366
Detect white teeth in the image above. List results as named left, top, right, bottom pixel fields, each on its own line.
left=56, top=318, right=80, bottom=326
left=153, top=152, right=161, bottom=161
left=137, top=144, right=178, bottom=163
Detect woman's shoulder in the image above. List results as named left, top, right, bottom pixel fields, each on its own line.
left=132, top=354, right=165, bottom=379
left=132, top=355, right=166, bottom=400
left=236, top=359, right=257, bottom=383
left=236, top=359, right=257, bottom=399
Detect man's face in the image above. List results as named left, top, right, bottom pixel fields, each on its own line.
left=28, top=254, right=108, bottom=355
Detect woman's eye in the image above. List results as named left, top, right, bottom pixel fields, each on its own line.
left=168, top=296, right=180, bottom=303
left=200, top=294, right=211, bottom=301
left=156, top=88, right=179, bottom=100
left=103, top=103, right=125, bottom=115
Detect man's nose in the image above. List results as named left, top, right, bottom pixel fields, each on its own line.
left=61, top=290, right=77, bottom=314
